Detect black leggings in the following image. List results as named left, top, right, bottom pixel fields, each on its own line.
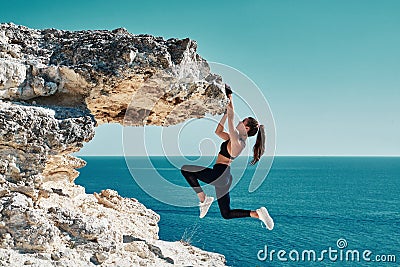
left=181, top=164, right=251, bottom=219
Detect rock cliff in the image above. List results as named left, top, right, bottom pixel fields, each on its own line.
left=0, top=23, right=227, bottom=266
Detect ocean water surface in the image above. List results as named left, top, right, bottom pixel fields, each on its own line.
left=75, top=156, right=400, bottom=266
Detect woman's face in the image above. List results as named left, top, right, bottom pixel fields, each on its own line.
left=236, top=118, right=249, bottom=134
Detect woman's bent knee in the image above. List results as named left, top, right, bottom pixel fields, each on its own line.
left=181, top=165, right=192, bottom=173
left=181, top=165, right=189, bottom=175
left=220, top=210, right=232, bottom=220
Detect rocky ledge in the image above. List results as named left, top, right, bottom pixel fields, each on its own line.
left=0, top=23, right=227, bottom=266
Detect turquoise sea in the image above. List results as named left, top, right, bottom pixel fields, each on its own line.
left=75, top=156, right=400, bottom=266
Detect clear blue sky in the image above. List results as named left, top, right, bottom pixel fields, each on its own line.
left=2, top=0, right=399, bottom=155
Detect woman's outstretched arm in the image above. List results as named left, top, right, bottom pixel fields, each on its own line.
left=215, top=112, right=230, bottom=140
left=226, top=95, right=242, bottom=156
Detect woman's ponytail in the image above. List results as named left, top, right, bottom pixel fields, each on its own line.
left=250, top=125, right=265, bottom=165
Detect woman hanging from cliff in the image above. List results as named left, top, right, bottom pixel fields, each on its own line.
left=180, top=85, right=274, bottom=230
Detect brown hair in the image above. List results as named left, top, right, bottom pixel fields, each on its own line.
left=245, top=117, right=266, bottom=165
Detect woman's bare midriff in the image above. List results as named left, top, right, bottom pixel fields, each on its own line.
left=215, top=153, right=232, bottom=166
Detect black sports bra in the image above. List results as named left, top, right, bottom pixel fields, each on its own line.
left=219, top=139, right=236, bottom=159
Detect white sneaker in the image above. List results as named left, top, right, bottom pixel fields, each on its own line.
left=256, top=207, right=274, bottom=230
left=199, top=196, right=214, bottom=218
